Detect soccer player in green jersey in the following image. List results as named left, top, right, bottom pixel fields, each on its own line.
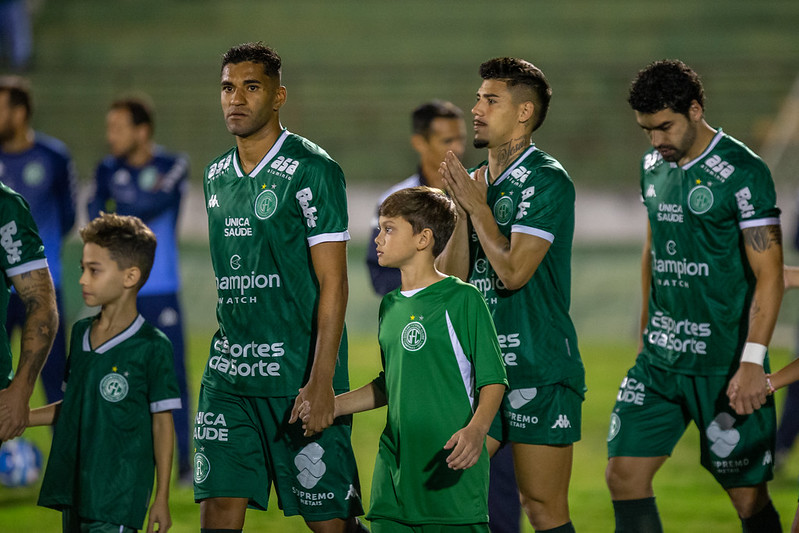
left=197, top=42, right=364, bottom=533
left=439, top=57, right=584, bottom=533
left=605, top=60, right=784, bottom=532
left=300, top=186, right=507, bottom=532
left=0, top=181, right=57, bottom=442
left=30, top=213, right=181, bottom=533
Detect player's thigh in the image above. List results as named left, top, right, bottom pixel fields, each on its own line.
left=691, top=374, right=776, bottom=489
left=371, top=520, right=489, bottom=533
left=512, top=442, right=573, bottom=503
left=261, top=396, right=364, bottom=521
left=607, top=359, right=690, bottom=459
left=192, top=385, right=271, bottom=509
left=605, top=455, right=668, bottom=500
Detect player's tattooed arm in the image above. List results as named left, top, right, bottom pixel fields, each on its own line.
left=12, top=268, right=58, bottom=390
left=742, top=224, right=782, bottom=253
left=0, top=268, right=57, bottom=440
left=728, top=224, right=784, bottom=415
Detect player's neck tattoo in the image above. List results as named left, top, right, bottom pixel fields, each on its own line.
left=492, top=136, right=530, bottom=174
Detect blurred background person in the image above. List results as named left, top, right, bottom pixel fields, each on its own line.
left=88, top=96, right=192, bottom=482
left=0, top=75, right=75, bottom=406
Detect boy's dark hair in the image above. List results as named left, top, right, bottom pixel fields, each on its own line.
left=222, top=41, right=282, bottom=80
left=110, top=96, right=154, bottom=134
left=628, top=59, right=705, bottom=116
left=412, top=100, right=463, bottom=138
left=80, top=213, right=157, bottom=289
left=379, top=186, right=457, bottom=257
left=479, top=57, right=552, bottom=132
left=0, top=75, right=32, bottom=119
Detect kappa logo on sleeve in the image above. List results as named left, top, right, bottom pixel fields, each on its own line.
left=0, top=221, right=23, bottom=264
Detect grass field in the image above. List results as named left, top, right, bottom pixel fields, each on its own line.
left=3, top=241, right=799, bottom=531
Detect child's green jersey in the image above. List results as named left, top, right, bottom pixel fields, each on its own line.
left=369, top=276, right=507, bottom=525
left=38, top=315, right=181, bottom=529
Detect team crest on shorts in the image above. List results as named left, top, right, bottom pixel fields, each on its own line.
left=254, top=189, right=279, bottom=220
left=687, top=185, right=714, bottom=215
left=194, top=452, right=210, bottom=483
left=493, top=196, right=514, bottom=226
left=295, top=443, right=326, bottom=489
left=401, top=321, right=426, bottom=351
left=607, top=413, right=621, bottom=442
left=99, top=372, right=128, bottom=402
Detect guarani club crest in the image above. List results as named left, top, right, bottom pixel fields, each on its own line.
left=99, top=367, right=129, bottom=402
left=401, top=315, right=427, bottom=351
left=687, top=183, right=713, bottom=215
left=254, top=185, right=279, bottom=220
left=493, top=194, right=514, bottom=226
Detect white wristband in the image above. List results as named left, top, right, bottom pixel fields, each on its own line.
left=740, top=342, right=767, bottom=366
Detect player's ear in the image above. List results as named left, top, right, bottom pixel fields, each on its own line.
left=273, top=85, right=287, bottom=111
left=518, top=101, right=535, bottom=125
left=687, top=99, right=703, bottom=122
left=410, top=133, right=428, bottom=156
left=123, top=266, right=141, bottom=290
left=417, top=228, right=434, bottom=252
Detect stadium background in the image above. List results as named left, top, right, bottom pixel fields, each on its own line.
left=4, top=0, right=799, bottom=531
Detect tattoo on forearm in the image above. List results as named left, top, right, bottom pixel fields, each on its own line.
left=15, top=269, right=57, bottom=387
left=495, top=136, right=529, bottom=171
left=743, top=225, right=782, bottom=253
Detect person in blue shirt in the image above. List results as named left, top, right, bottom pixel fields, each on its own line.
left=0, top=75, right=76, bottom=405
left=88, top=96, right=192, bottom=481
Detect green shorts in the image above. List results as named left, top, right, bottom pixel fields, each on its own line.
left=488, top=377, right=583, bottom=445
left=370, top=519, right=489, bottom=533
left=606, top=356, right=776, bottom=488
left=61, top=509, right=137, bottom=533
left=193, top=385, right=364, bottom=521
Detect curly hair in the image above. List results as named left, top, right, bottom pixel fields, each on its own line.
left=221, top=41, right=281, bottom=80
left=628, top=59, right=705, bottom=116
left=80, top=213, right=157, bottom=289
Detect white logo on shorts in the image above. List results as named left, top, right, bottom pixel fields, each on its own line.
left=706, top=413, right=740, bottom=458
left=194, top=452, right=210, bottom=483
left=551, top=414, right=571, bottom=429
left=507, top=387, right=537, bottom=409
left=295, top=442, right=327, bottom=489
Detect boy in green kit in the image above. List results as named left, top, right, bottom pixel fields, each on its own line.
left=28, top=212, right=181, bottom=533
left=296, top=186, right=507, bottom=532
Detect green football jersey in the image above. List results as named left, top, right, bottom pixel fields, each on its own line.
left=38, top=315, right=181, bottom=529
left=202, top=130, right=350, bottom=397
left=0, top=182, right=47, bottom=388
left=368, top=276, right=507, bottom=525
left=467, top=146, right=584, bottom=390
left=639, top=130, right=780, bottom=375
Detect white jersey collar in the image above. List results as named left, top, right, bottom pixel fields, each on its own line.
left=488, top=145, right=537, bottom=186
left=83, top=314, right=145, bottom=354
left=671, top=129, right=724, bottom=171
left=232, top=129, right=290, bottom=178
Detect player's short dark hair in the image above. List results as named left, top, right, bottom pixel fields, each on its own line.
left=110, top=97, right=155, bottom=134
left=628, top=59, right=705, bottom=116
left=479, top=57, right=552, bottom=132
left=379, top=186, right=457, bottom=257
left=0, top=75, right=32, bottom=119
left=80, top=213, right=157, bottom=290
left=412, top=100, right=463, bottom=138
left=221, top=42, right=282, bottom=80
